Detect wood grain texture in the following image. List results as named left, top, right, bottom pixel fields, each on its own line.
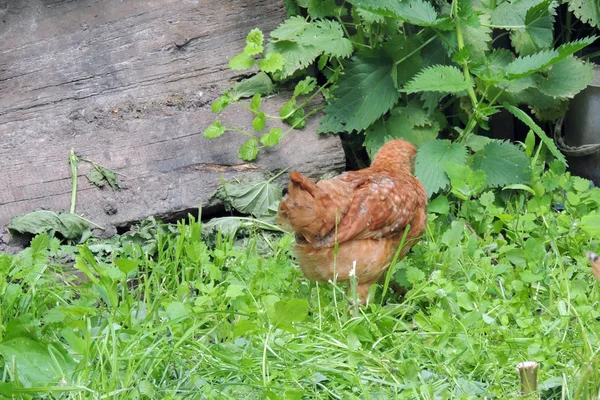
left=0, top=0, right=345, bottom=242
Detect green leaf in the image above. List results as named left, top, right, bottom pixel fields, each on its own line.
left=285, top=107, right=306, bottom=128
left=8, top=210, right=89, bottom=241
left=228, top=52, right=256, bottom=70
left=201, top=217, right=244, bottom=237
left=87, top=165, right=119, bottom=190
left=293, top=76, right=317, bottom=97
left=252, top=112, right=266, bottom=131
left=219, top=175, right=283, bottom=217
left=535, top=57, right=594, bottom=98
left=258, top=52, right=284, bottom=73
left=114, top=258, right=139, bottom=274
left=296, top=19, right=353, bottom=58
left=406, top=266, right=426, bottom=284
left=504, top=36, right=596, bottom=80
left=203, top=120, right=226, bottom=138
left=267, top=40, right=322, bottom=78
left=273, top=298, right=309, bottom=331
left=244, top=28, right=264, bottom=55
left=428, top=195, right=449, bottom=215
left=472, top=140, right=531, bottom=188
left=250, top=93, right=261, bottom=112
left=238, top=139, right=259, bottom=161
left=212, top=94, right=231, bottom=112
left=229, top=72, right=275, bottom=100
left=384, top=35, right=424, bottom=88
left=307, top=0, right=339, bottom=18
left=505, top=104, right=566, bottom=164
left=415, top=139, right=468, bottom=196
left=444, top=162, right=487, bottom=200
left=510, top=0, right=556, bottom=56
left=346, top=0, right=439, bottom=26
left=0, top=337, right=76, bottom=387
left=280, top=99, right=296, bottom=118
left=404, top=65, right=473, bottom=94
left=567, top=0, right=600, bottom=29
left=581, top=214, right=600, bottom=236
left=271, top=16, right=310, bottom=41
left=319, top=56, right=398, bottom=133
left=260, top=128, right=283, bottom=147
left=462, top=13, right=492, bottom=62
left=364, top=101, right=444, bottom=158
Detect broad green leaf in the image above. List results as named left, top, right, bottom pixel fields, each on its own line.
left=260, top=128, right=283, bottom=147
left=220, top=176, right=283, bottom=217
left=238, top=139, right=259, bottom=161
left=273, top=298, right=309, bottom=331
left=229, top=72, right=275, bottom=100
left=462, top=13, right=492, bottom=62
left=567, top=0, right=600, bottom=29
left=250, top=93, right=261, bottom=112
left=293, top=76, right=317, bottom=97
left=267, top=40, right=322, bottom=78
left=415, top=139, right=468, bottom=196
left=244, top=28, right=264, bottom=55
left=346, top=0, right=439, bottom=26
left=510, top=0, right=556, bottom=56
left=296, top=19, right=353, bottom=58
left=270, top=16, right=310, bottom=41
left=233, top=319, right=260, bottom=337
left=504, top=36, right=596, bottom=80
left=203, top=120, right=226, bottom=138
left=319, top=56, right=397, bottom=133
left=404, top=65, right=472, bottom=94
left=212, top=94, right=231, bottom=112
left=472, top=140, right=531, bottom=187
left=228, top=52, right=256, bottom=70
left=114, top=258, right=139, bottom=274
left=535, top=57, right=594, bottom=98
left=307, top=0, right=339, bottom=18
left=406, top=266, right=426, bottom=284
left=491, top=0, right=540, bottom=26
left=258, top=52, right=284, bottom=73
left=444, top=162, right=487, bottom=200
left=581, top=214, right=600, bottom=236
left=505, top=104, right=566, bottom=164
left=201, top=217, right=244, bottom=236
left=8, top=210, right=90, bottom=241
left=364, top=101, right=444, bottom=158
left=252, top=111, right=266, bottom=131
left=384, top=35, right=424, bottom=88
left=0, top=337, right=76, bottom=387
left=427, top=195, right=449, bottom=215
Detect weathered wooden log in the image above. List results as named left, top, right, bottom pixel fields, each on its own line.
left=0, top=0, right=346, bottom=248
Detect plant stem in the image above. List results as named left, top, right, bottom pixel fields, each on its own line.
left=455, top=20, right=478, bottom=109
left=69, top=148, right=78, bottom=214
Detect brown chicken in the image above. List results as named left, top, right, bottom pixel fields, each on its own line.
left=277, top=139, right=428, bottom=302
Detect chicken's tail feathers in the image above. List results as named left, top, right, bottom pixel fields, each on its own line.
left=289, top=171, right=318, bottom=196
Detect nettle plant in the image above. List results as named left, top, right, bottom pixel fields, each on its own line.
left=204, top=0, right=598, bottom=197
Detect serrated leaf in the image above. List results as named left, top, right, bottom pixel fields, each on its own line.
left=505, top=104, right=566, bottom=164
left=307, top=0, right=339, bottom=18
left=252, top=112, right=266, bottom=131
left=212, top=94, right=231, bottom=112
left=293, top=76, right=317, bottom=97
left=567, top=0, right=600, bottom=29
left=406, top=266, right=426, bottom=284
left=364, top=101, right=444, bottom=158
left=296, top=20, right=353, bottom=58
left=267, top=40, right=322, bottom=78
left=271, top=16, right=310, bottom=41
left=88, top=165, right=119, bottom=190
left=228, top=52, right=256, bottom=70
left=203, top=120, right=226, bottom=138
left=285, top=107, right=306, bottom=128
left=504, top=36, right=596, bottom=80
left=510, top=0, right=556, bottom=56
left=229, top=72, right=275, bottom=100
left=261, top=128, right=282, bottom=147
left=244, top=28, right=264, bottom=56
left=463, top=13, right=492, bottom=62
left=415, top=139, right=468, bottom=196
left=472, top=140, right=530, bottom=187
left=220, top=176, right=283, bottom=217
left=346, top=0, right=439, bottom=26
left=319, top=56, right=397, bottom=133
left=384, top=35, right=424, bottom=87
left=250, top=93, right=261, bottom=112
left=404, top=65, right=472, bottom=94
left=444, top=162, right=487, bottom=200
left=258, top=52, right=284, bottom=73
left=535, top=57, right=594, bottom=98
left=238, top=139, right=259, bottom=161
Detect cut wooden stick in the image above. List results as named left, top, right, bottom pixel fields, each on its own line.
left=517, top=361, right=539, bottom=396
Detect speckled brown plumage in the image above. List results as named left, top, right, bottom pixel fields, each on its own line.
left=277, top=139, right=428, bottom=303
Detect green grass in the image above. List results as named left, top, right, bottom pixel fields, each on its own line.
left=1, top=161, right=600, bottom=399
